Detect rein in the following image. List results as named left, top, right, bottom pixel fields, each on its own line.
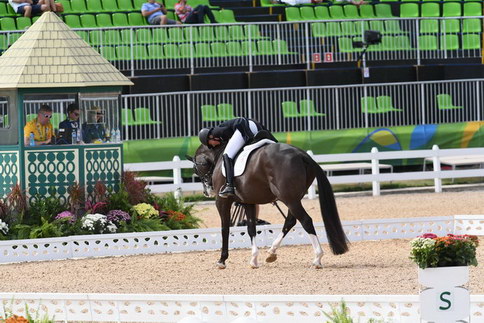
left=194, top=146, right=224, bottom=186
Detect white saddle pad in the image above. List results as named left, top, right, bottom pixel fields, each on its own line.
left=222, top=139, right=276, bottom=177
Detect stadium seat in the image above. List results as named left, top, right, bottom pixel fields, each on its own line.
left=194, top=43, right=211, bottom=57
left=418, top=35, right=438, bottom=50
left=217, top=9, right=236, bottom=23
left=137, top=29, right=153, bottom=44
left=421, top=3, right=440, bottom=17
left=340, top=21, right=357, bottom=36
left=241, top=41, right=258, bottom=55
left=311, top=23, right=324, bottom=37
left=360, top=5, right=376, bottom=19
left=257, top=40, right=274, bottom=55
left=400, top=3, right=419, bottom=17
left=215, top=26, right=230, bottom=41
left=299, top=100, right=325, bottom=117
left=168, top=27, right=185, bottom=42
left=245, top=25, right=265, bottom=40
left=420, top=19, right=439, bottom=34
left=0, top=34, right=9, bottom=49
left=0, top=18, right=16, bottom=31
left=325, top=22, right=343, bottom=37
left=180, top=43, right=196, bottom=58
left=226, top=41, right=244, bottom=56
left=16, top=17, right=31, bottom=30
left=281, top=101, right=300, bottom=118
left=463, top=2, right=482, bottom=17
left=121, top=108, right=137, bottom=126
left=338, top=37, right=359, bottom=53
left=462, top=34, right=481, bottom=50
left=58, top=0, right=72, bottom=13
left=128, top=12, right=147, bottom=26
left=440, top=34, right=459, bottom=50
left=343, top=5, right=360, bottom=19
left=133, top=0, right=146, bottom=10
left=217, top=104, right=236, bottom=120
left=314, top=6, right=330, bottom=20
left=0, top=3, right=12, bottom=17
left=70, top=0, right=88, bottom=13
left=89, top=30, right=103, bottom=45
left=103, top=0, right=119, bottom=12
left=80, top=14, right=97, bottom=28
left=440, top=19, right=460, bottom=34
left=436, top=94, right=462, bottom=110
left=272, top=39, right=295, bottom=55
left=374, top=4, right=395, bottom=18
left=86, top=0, right=104, bottom=13
left=329, top=5, right=345, bottom=20
left=376, top=96, right=403, bottom=112
left=163, top=44, right=179, bottom=59
left=147, top=44, right=164, bottom=58
left=134, top=108, right=160, bottom=124
left=199, top=26, right=215, bottom=41
left=395, top=36, right=413, bottom=50
left=285, top=7, right=302, bottom=22
left=75, top=30, right=90, bottom=43
left=64, top=15, right=82, bottom=29
left=228, top=25, right=245, bottom=40
left=384, top=20, right=406, bottom=34
left=152, top=28, right=169, bottom=42
left=96, top=14, right=113, bottom=27
left=442, top=2, right=462, bottom=17
left=462, top=19, right=482, bottom=33
left=100, top=46, right=117, bottom=60
left=26, top=114, right=37, bottom=122
left=360, top=96, right=380, bottom=114
left=184, top=27, right=200, bottom=41
left=118, top=0, right=135, bottom=11
left=201, top=105, right=219, bottom=122
left=369, top=20, right=385, bottom=34
left=300, top=7, right=316, bottom=21
left=112, top=13, right=130, bottom=27
left=211, top=42, right=227, bottom=57
left=7, top=33, right=21, bottom=45
left=120, top=29, right=134, bottom=45
left=104, top=30, right=122, bottom=45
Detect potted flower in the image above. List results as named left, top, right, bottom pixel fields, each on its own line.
left=410, top=233, right=479, bottom=322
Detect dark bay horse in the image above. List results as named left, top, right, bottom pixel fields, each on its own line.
left=187, top=142, right=349, bottom=269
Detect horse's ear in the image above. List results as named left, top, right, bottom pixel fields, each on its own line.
left=185, top=155, right=193, bottom=162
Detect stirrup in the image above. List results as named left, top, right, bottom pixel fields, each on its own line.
left=219, top=185, right=235, bottom=198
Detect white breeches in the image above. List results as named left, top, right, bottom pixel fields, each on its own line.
left=224, top=120, right=258, bottom=159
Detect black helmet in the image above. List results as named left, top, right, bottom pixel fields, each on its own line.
left=198, top=128, right=212, bottom=146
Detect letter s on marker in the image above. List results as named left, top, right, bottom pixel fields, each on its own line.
left=439, top=291, right=452, bottom=310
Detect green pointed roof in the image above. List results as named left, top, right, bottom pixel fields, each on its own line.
left=0, top=12, right=133, bottom=89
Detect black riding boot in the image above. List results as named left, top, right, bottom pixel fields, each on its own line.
left=219, top=154, right=235, bottom=198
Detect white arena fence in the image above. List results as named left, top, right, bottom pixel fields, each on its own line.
left=0, top=214, right=482, bottom=265
left=1, top=17, right=482, bottom=75
left=19, top=79, right=483, bottom=140
left=124, top=146, right=484, bottom=196
left=0, top=293, right=483, bottom=323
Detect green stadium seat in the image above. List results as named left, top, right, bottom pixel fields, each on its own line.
left=163, top=44, right=179, bottom=58
left=5, top=4, right=15, bottom=16
left=64, top=15, right=82, bottom=29
left=80, top=14, right=97, bottom=28
left=440, top=34, right=459, bottom=50
left=420, top=19, right=439, bottom=34
left=194, top=43, right=211, bottom=57
left=384, top=20, right=406, bottom=34
left=118, top=0, right=135, bottom=11
left=89, top=30, right=103, bottom=45
left=0, top=18, right=16, bottom=31
left=300, top=7, right=316, bottom=21
left=325, top=22, right=342, bottom=37
left=0, top=34, right=8, bottom=50
left=133, top=0, right=146, bottom=10
left=299, top=100, right=325, bottom=117
left=148, top=44, right=164, bottom=59
left=211, top=42, right=227, bottom=57
left=462, top=19, right=482, bottom=33
left=314, top=6, right=330, bottom=20
left=183, top=27, right=200, bottom=41
left=134, top=108, right=160, bottom=124
left=199, top=26, right=215, bottom=41
left=120, top=29, right=134, bottom=44
left=75, top=30, right=90, bottom=43
left=226, top=41, right=244, bottom=56
left=442, top=2, right=462, bottom=17
left=341, top=21, right=357, bottom=36
left=329, top=5, right=345, bottom=19
left=375, top=4, right=395, bottom=18
left=462, top=34, right=481, bottom=50
left=281, top=101, right=300, bottom=118
left=152, top=28, right=169, bottom=42
left=7, top=33, right=21, bottom=46
left=0, top=3, right=11, bottom=17
left=136, top=28, right=153, bottom=44
left=87, top=0, right=104, bottom=12
left=379, top=36, right=397, bottom=51
left=168, top=27, right=185, bottom=42
left=228, top=25, right=245, bottom=40
left=343, top=4, right=360, bottom=19
left=104, top=30, right=121, bottom=45
left=360, top=4, right=376, bottom=19
left=96, top=13, right=113, bottom=27
left=245, top=25, right=265, bottom=40
left=128, top=12, right=147, bottom=26
left=260, top=0, right=285, bottom=7
left=369, top=20, right=385, bottom=34
left=71, top=0, right=88, bottom=13
left=112, top=13, right=130, bottom=26
left=215, top=26, right=231, bottom=41
left=395, top=36, right=413, bottom=50
left=441, top=19, right=460, bottom=33
left=400, top=3, right=419, bottom=18
left=16, top=17, right=31, bottom=30
left=311, top=22, right=324, bottom=37
left=257, top=40, right=274, bottom=55
left=180, top=43, right=195, bottom=58
left=418, top=35, right=438, bottom=50
left=100, top=46, right=117, bottom=60
left=201, top=105, right=219, bottom=122
left=463, top=2, right=482, bottom=16
left=103, top=0, right=119, bottom=12
left=58, top=0, right=72, bottom=13
left=217, top=9, right=236, bottom=23
left=376, top=96, right=403, bottom=112
left=272, top=39, right=295, bottom=55
left=338, top=37, right=359, bottom=53
left=241, top=41, right=258, bottom=55
left=217, top=103, right=236, bottom=120
left=421, top=3, right=440, bottom=17
left=285, top=7, right=302, bottom=22
left=360, top=96, right=379, bottom=114
left=121, top=108, right=137, bottom=126
left=437, top=94, right=462, bottom=110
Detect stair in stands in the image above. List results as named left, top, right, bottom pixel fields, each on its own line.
left=211, top=0, right=254, bottom=8
left=235, top=14, right=281, bottom=22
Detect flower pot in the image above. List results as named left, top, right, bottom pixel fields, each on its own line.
left=418, top=266, right=470, bottom=323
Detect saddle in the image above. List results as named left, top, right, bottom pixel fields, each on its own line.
left=221, top=138, right=276, bottom=177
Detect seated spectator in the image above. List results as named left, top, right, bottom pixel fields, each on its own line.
left=24, top=104, right=54, bottom=146
left=273, top=0, right=323, bottom=5
left=8, top=0, right=59, bottom=18
left=57, top=103, right=80, bottom=144
left=82, top=107, right=106, bottom=144
left=175, top=0, right=217, bottom=24
left=141, top=0, right=180, bottom=25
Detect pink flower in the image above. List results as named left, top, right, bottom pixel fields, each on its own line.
left=55, top=211, right=76, bottom=223
left=420, top=233, right=438, bottom=239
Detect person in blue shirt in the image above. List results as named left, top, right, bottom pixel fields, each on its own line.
left=141, top=0, right=180, bottom=25
left=58, top=103, right=80, bottom=144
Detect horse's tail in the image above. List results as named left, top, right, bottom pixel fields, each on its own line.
left=307, top=157, right=349, bottom=255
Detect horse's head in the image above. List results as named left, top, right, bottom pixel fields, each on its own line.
left=186, top=145, right=221, bottom=198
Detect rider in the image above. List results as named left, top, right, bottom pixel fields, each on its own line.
left=198, top=117, right=270, bottom=198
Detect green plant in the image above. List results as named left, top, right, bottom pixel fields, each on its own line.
left=106, top=186, right=132, bottom=212
left=118, top=214, right=170, bottom=233
left=410, top=233, right=479, bottom=269
left=28, top=218, right=63, bottom=239
left=26, top=194, right=66, bottom=226
left=149, top=192, right=194, bottom=217
left=324, top=301, right=353, bottom=323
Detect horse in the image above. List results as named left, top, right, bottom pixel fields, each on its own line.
left=187, top=141, right=349, bottom=269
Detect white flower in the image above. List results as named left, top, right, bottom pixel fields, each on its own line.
left=106, top=222, right=117, bottom=233
left=81, top=213, right=107, bottom=231
left=0, top=219, right=8, bottom=235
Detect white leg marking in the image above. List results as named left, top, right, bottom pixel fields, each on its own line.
left=266, top=232, right=284, bottom=263
left=250, top=238, right=259, bottom=268
left=308, top=234, right=323, bottom=268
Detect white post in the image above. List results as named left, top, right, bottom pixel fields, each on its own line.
left=432, top=145, right=442, bottom=193
left=307, top=150, right=317, bottom=199
left=173, top=155, right=182, bottom=200
left=371, top=147, right=380, bottom=196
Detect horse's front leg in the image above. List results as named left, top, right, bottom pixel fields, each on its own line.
left=266, top=211, right=297, bottom=263
left=245, top=204, right=259, bottom=268
left=216, top=198, right=232, bottom=269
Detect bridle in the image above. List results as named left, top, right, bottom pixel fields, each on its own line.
left=193, top=148, right=224, bottom=189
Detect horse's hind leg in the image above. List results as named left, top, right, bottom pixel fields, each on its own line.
left=245, top=204, right=259, bottom=268
left=266, top=212, right=297, bottom=263
left=287, top=201, right=324, bottom=268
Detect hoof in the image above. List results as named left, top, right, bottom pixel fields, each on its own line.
left=266, top=253, right=277, bottom=263
left=216, top=262, right=226, bottom=269
left=250, top=263, right=259, bottom=269
left=311, top=263, right=323, bottom=269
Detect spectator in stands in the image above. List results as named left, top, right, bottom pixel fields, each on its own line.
left=24, top=104, right=54, bottom=146
left=8, top=0, right=59, bottom=18
left=141, top=0, right=180, bottom=25
left=57, top=103, right=80, bottom=144
left=272, top=0, right=324, bottom=5
left=174, top=0, right=217, bottom=24
left=82, top=107, right=106, bottom=144
left=335, top=0, right=367, bottom=7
